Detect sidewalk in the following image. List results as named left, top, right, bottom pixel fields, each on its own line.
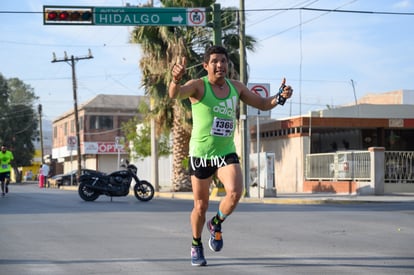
left=50, top=183, right=414, bottom=204
left=156, top=190, right=414, bottom=204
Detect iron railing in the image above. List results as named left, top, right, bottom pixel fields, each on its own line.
left=306, top=150, right=414, bottom=184
left=306, top=151, right=371, bottom=181
left=385, top=151, right=414, bottom=183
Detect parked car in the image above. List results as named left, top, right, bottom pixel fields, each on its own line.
left=49, top=169, right=105, bottom=188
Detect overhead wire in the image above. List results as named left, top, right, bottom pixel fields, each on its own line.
left=258, top=0, right=359, bottom=42
left=2, top=3, right=413, bottom=114
left=1, top=5, right=412, bottom=49
left=247, top=0, right=319, bottom=27
left=1, top=6, right=414, bottom=15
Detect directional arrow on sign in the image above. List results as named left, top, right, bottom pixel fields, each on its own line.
left=172, top=15, right=183, bottom=24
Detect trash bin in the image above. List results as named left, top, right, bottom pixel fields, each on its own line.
left=39, top=174, right=45, bottom=188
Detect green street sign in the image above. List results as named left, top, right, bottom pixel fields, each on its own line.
left=94, top=7, right=206, bottom=26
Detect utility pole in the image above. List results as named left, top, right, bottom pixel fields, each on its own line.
left=51, top=50, right=93, bottom=179
left=212, top=3, right=222, bottom=46
left=38, top=104, right=44, bottom=164
left=145, top=0, right=159, bottom=192
left=239, top=0, right=250, bottom=196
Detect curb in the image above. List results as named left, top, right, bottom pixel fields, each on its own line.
left=155, top=191, right=375, bottom=205
left=60, top=185, right=414, bottom=205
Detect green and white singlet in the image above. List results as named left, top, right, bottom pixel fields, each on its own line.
left=189, top=76, right=239, bottom=159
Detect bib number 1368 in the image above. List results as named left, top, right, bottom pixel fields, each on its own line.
left=211, top=117, right=234, bottom=137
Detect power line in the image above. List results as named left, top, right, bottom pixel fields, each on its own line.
left=258, top=0, right=358, bottom=42
left=2, top=5, right=412, bottom=49
left=1, top=6, right=414, bottom=15
left=0, top=39, right=137, bottom=48
left=300, top=7, right=414, bottom=15
left=21, top=71, right=138, bottom=82
left=241, top=7, right=414, bottom=16
left=248, top=0, right=319, bottom=27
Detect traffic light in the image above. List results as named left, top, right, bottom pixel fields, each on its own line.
left=43, top=6, right=94, bottom=25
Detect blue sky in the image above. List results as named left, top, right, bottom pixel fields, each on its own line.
left=1, top=0, right=413, bottom=121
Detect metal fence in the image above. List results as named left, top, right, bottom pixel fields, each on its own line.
left=305, top=153, right=334, bottom=180
left=385, top=151, right=414, bottom=183
left=305, top=151, right=371, bottom=181
left=306, top=150, right=414, bottom=184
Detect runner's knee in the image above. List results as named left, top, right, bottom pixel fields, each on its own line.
left=226, top=190, right=242, bottom=203
left=193, top=200, right=209, bottom=216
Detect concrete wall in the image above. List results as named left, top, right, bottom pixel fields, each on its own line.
left=132, top=155, right=173, bottom=192
left=259, top=135, right=309, bottom=193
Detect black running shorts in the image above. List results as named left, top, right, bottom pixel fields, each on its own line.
left=189, top=152, right=240, bottom=179
left=0, top=172, right=11, bottom=182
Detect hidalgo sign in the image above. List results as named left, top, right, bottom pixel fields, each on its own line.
left=94, top=7, right=206, bottom=26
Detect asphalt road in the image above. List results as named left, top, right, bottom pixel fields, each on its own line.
left=1, top=184, right=414, bottom=275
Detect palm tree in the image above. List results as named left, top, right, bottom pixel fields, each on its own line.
left=130, top=22, right=194, bottom=191
left=130, top=0, right=257, bottom=191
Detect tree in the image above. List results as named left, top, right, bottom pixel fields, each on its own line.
left=129, top=0, right=257, bottom=191
left=0, top=74, right=39, bottom=182
left=122, top=101, right=171, bottom=160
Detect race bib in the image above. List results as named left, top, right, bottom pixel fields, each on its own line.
left=211, top=117, right=234, bottom=137
left=1, top=164, right=8, bottom=169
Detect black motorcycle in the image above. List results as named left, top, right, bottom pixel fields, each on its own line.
left=78, top=160, right=154, bottom=202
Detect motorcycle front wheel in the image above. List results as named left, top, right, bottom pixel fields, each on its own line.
left=78, top=182, right=100, bottom=201
left=134, top=180, right=154, bottom=202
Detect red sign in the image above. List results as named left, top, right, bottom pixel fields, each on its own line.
left=188, top=8, right=205, bottom=26
left=246, top=83, right=271, bottom=117
left=67, top=136, right=77, bottom=150
left=98, top=142, right=125, bottom=153
left=250, top=85, right=269, bottom=97
left=83, top=142, right=126, bottom=154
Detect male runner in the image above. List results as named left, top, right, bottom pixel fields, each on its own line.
left=169, top=45, right=292, bottom=266
left=0, top=145, right=14, bottom=197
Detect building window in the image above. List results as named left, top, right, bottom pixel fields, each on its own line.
left=79, top=116, right=83, bottom=131
left=53, top=126, right=57, bottom=139
left=89, top=116, right=113, bottom=130
left=70, top=120, right=75, bottom=133
left=64, top=122, right=68, bottom=135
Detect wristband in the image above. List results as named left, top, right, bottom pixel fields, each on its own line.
left=276, top=86, right=287, bottom=106
left=172, top=77, right=181, bottom=84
